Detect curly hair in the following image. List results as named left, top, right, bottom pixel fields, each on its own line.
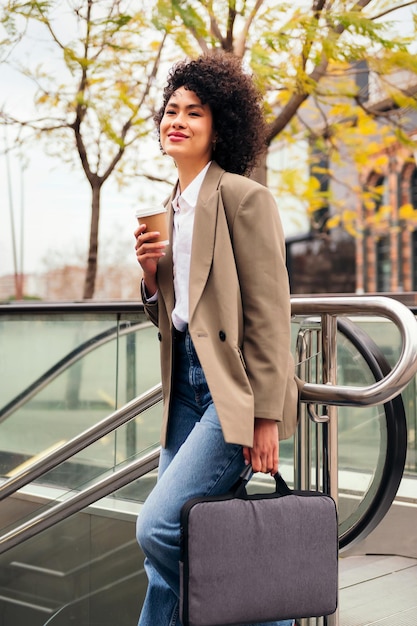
left=154, top=51, right=267, bottom=176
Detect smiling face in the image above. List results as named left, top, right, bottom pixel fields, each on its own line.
left=160, top=87, right=216, bottom=178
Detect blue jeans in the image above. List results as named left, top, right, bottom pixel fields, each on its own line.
left=136, top=329, right=294, bottom=626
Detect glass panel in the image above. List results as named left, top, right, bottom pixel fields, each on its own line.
left=116, top=317, right=161, bottom=406
left=336, top=330, right=388, bottom=531
left=0, top=310, right=161, bottom=492
left=354, top=316, right=417, bottom=477
left=0, top=315, right=115, bottom=408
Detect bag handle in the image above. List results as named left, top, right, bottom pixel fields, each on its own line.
left=274, top=472, right=293, bottom=495
left=234, top=464, right=293, bottom=498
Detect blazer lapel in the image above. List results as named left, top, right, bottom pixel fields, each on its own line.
left=189, top=162, right=225, bottom=322
left=156, top=190, right=175, bottom=320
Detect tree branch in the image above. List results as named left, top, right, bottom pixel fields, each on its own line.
left=143, top=172, right=175, bottom=184
left=301, top=0, right=327, bottom=69
left=369, top=0, right=417, bottom=22
left=267, top=0, right=374, bottom=143
left=267, top=57, right=329, bottom=142
left=203, top=0, right=224, bottom=47
left=69, top=0, right=94, bottom=183
left=99, top=33, right=167, bottom=185
left=224, top=0, right=236, bottom=52
left=1, top=112, right=69, bottom=132
left=234, top=0, right=264, bottom=58
left=34, top=2, right=67, bottom=51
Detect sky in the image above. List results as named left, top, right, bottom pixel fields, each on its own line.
left=0, top=135, right=164, bottom=277
left=0, top=2, right=414, bottom=278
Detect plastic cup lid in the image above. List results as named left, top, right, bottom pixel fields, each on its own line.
left=135, top=206, right=167, bottom=218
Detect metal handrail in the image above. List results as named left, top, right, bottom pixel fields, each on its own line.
left=291, top=295, right=417, bottom=626
left=0, top=384, right=162, bottom=501
left=0, top=447, right=161, bottom=555
left=1, top=295, right=417, bottom=558
left=2, top=296, right=415, bottom=413
left=2, top=295, right=416, bottom=504
left=294, top=295, right=417, bottom=405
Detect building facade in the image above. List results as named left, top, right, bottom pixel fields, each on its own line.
left=356, top=144, right=417, bottom=294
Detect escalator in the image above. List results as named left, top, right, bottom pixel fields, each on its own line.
left=0, top=298, right=416, bottom=625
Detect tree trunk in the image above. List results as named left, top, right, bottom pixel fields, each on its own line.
left=83, top=182, right=101, bottom=299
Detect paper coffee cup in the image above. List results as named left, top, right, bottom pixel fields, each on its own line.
left=135, top=206, right=169, bottom=243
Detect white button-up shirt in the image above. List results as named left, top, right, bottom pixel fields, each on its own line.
left=171, top=162, right=211, bottom=331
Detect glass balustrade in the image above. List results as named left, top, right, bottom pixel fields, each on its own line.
left=353, top=316, right=417, bottom=476
left=0, top=309, right=162, bottom=504
left=0, top=301, right=416, bottom=626
left=1, top=306, right=416, bottom=516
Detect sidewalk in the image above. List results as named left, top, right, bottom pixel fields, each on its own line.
left=339, top=554, right=417, bottom=625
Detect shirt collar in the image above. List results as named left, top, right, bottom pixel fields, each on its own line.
left=173, top=161, right=211, bottom=212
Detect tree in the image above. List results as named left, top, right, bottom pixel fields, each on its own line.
left=2, top=1, right=417, bottom=298
left=154, top=0, right=417, bottom=226
left=0, top=0, right=169, bottom=298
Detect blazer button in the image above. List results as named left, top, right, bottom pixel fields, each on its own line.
left=157, top=332, right=162, bottom=342
left=219, top=330, right=226, bottom=342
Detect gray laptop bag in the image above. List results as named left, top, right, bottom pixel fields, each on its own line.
left=180, top=468, right=338, bottom=626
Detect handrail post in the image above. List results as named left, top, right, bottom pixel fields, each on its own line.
left=294, top=328, right=311, bottom=492
left=322, top=313, right=339, bottom=626
left=321, top=313, right=339, bottom=502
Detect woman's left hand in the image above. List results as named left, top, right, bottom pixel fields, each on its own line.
left=243, top=418, right=279, bottom=476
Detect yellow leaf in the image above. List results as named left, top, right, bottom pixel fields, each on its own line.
left=342, top=210, right=358, bottom=222
left=344, top=222, right=360, bottom=238
left=399, top=203, right=417, bottom=220
left=378, top=204, right=392, bottom=218
left=326, top=215, right=341, bottom=229
left=36, top=93, right=50, bottom=105
left=373, top=154, right=389, bottom=169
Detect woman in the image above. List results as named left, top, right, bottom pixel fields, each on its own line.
left=135, top=51, right=298, bottom=626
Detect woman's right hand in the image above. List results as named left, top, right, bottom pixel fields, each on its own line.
left=134, top=224, right=168, bottom=297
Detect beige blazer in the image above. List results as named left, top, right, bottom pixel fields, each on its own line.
left=143, top=161, right=300, bottom=448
